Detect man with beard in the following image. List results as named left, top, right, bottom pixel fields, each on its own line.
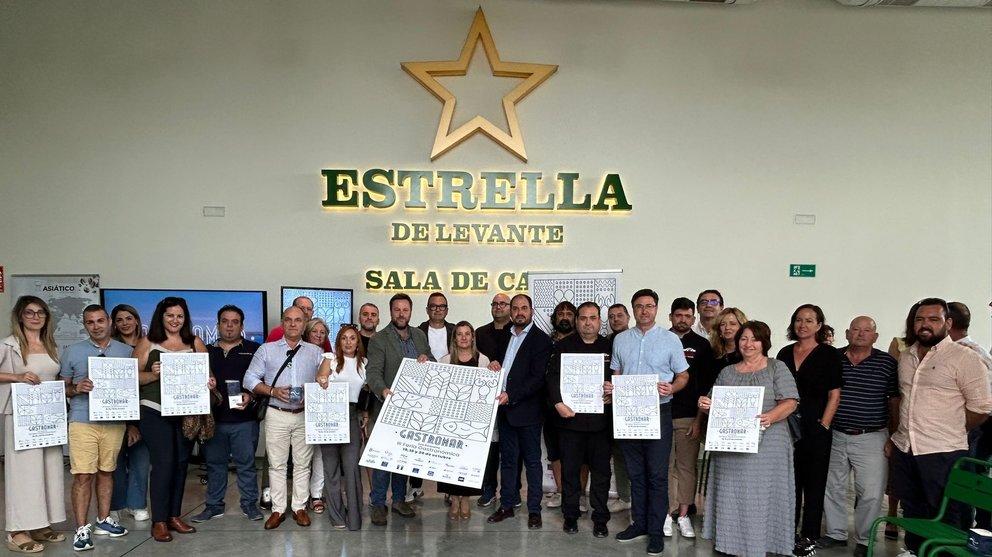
left=357, top=303, right=380, bottom=353
left=547, top=302, right=613, bottom=538
left=887, top=298, right=992, bottom=557
left=545, top=301, right=577, bottom=508
left=365, top=293, right=431, bottom=526
left=475, top=293, right=515, bottom=508
left=665, top=297, right=714, bottom=539
left=486, top=294, right=553, bottom=530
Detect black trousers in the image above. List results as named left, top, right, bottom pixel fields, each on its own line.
left=794, top=423, right=832, bottom=539
left=139, top=407, right=193, bottom=522
left=559, top=428, right=612, bottom=524
left=891, top=447, right=969, bottom=553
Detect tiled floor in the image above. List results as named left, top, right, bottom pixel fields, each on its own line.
left=0, top=461, right=910, bottom=556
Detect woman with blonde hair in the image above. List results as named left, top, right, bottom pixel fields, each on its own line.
left=0, top=296, right=67, bottom=553
left=316, top=324, right=367, bottom=530
left=709, top=307, right=749, bottom=365
left=304, top=318, right=331, bottom=513
left=437, top=321, right=490, bottom=520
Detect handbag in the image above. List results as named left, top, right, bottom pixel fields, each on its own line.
left=182, top=413, right=216, bottom=442
left=787, top=410, right=803, bottom=444
left=251, top=345, right=301, bottom=421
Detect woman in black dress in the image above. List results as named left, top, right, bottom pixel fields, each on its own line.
left=776, top=304, right=842, bottom=556
left=437, top=321, right=490, bottom=520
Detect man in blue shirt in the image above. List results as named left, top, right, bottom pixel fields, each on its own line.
left=610, top=289, right=689, bottom=557
left=60, top=305, right=134, bottom=550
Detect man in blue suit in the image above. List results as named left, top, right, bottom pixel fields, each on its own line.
left=485, top=294, right=552, bottom=530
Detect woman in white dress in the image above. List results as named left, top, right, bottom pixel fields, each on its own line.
left=0, top=296, right=68, bottom=553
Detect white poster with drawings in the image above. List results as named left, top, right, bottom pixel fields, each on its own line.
left=12, top=381, right=67, bottom=450
left=560, top=353, right=605, bottom=414
left=612, top=374, right=660, bottom=439
left=159, top=353, right=210, bottom=416
left=705, top=386, right=764, bottom=454
left=88, top=357, right=140, bottom=421
left=305, top=382, right=350, bottom=444
left=360, top=359, right=502, bottom=489
left=528, top=270, right=622, bottom=337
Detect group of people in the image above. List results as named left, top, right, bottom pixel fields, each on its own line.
left=0, top=290, right=989, bottom=557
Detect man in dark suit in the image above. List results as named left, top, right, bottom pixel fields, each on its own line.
left=486, top=294, right=552, bottom=530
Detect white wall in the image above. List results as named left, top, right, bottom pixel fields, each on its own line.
left=1, top=0, right=989, bottom=349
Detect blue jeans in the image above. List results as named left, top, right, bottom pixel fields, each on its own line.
left=498, top=417, right=543, bottom=514
left=370, top=470, right=408, bottom=507
left=111, top=435, right=150, bottom=511
left=621, top=403, right=673, bottom=540
left=203, top=420, right=260, bottom=511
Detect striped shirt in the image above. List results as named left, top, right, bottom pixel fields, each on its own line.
left=832, top=347, right=898, bottom=431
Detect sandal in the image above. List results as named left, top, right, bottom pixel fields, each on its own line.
left=447, top=498, right=459, bottom=520
left=30, top=527, right=65, bottom=543
left=459, top=497, right=471, bottom=520
left=311, top=498, right=325, bottom=514
left=6, top=533, right=43, bottom=554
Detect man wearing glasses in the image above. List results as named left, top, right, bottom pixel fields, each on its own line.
left=417, top=292, right=455, bottom=363
left=60, top=305, right=134, bottom=550
left=475, top=293, right=514, bottom=508
left=610, top=289, right=689, bottom=557
left=692, top=290, right=724, bottom=338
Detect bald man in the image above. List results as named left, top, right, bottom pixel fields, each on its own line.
left=817, top=316, right=899, bottom=557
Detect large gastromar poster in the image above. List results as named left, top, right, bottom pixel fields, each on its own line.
left=360, top=358, right=502, bottom=489
left=11, top=274, right=100, bottom=350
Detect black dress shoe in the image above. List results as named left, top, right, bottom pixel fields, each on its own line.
left=528, top=513, right=542, bottom=529
left=487, top=507, right=515, bottom=523
left=593, top=522, right=608, bottom=538
left=563, top=517, right=578, bottom=534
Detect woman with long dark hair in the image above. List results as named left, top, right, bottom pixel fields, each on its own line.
left=0, top=296, right=67, bottom=553
left=776, top=304, right=842, bottom=556
left=315, top=324, right=367, bottom=530
left=109, top=304, right=151, bottom=522
left=132, top=297, right=212, bottom=542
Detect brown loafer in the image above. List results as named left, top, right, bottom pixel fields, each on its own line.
left=294, top=509, right=311, bottom=527
left=166, top=517, right=196, bottom=534
left=264, top=511, right=286, bottom=530
left=151, top=522, right=172, bottom=542
left=487, top=507, right=515, bottom=523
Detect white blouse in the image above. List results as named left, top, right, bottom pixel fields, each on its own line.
left=323, top=354, right=367, bottom=403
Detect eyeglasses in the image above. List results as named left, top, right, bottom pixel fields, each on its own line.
left=22, top=310, right=46, bottom=318
left=428, top=304, right=448, bottom=311
left=698, top=300, right=722, bottom=306
left=633, top=304, right=657, bottom=311
left=491, top=302, right=509, bottom=308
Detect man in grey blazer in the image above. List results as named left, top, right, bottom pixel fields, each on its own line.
left=365, top=293, right=431, bottom=526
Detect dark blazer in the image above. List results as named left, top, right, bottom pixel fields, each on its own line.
left=501, top=324, right=553, bottom=427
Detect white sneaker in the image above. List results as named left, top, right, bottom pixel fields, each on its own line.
left=896, top=549, right=916, bottom=557
left=130, top=508, right=150, bottom=521
left=547, top=492, right=562, bottom=508
left=677, top=515, right=696, bottom=538
left=663, top=514, right=673, bottom=537
left=579, top=495, right=588, bottom=513
left=607, top=498, right=631, bottom=512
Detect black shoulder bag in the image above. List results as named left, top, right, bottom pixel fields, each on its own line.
left=252, top=345, right=301, bottom=421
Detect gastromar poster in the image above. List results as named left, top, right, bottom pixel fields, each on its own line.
left=360, top=358, right=502, bottom=489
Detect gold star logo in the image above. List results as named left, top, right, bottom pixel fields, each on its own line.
left=401, top=8, right=558, bottom=162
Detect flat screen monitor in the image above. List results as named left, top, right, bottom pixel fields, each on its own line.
left=99, top=288, right=268, bottom=345
left=280, top=287, right=353, bottom=334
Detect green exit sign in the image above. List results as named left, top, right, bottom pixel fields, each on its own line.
left=790, top=264, right=816, bottom=278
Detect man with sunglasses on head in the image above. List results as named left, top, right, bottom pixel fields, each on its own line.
left=692, top=290, right=724, bottom=338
